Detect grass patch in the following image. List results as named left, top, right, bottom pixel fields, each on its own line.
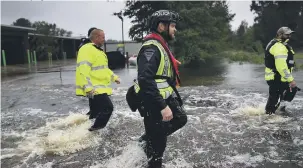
left=220, top=51, right=303, bottom=69
left=294, top=62, right=303, bottom=70
left=295, top=52, right=303, bottom=59
left=295, top=52, right=303, bottom=70
left=220, top=50, right=264, bottom=64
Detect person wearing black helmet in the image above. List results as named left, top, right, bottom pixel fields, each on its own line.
left=127, top=10, right=187, bottom=167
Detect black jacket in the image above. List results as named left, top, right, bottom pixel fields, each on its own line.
left=137, top=44, right=167, bottom=111
left=77, top=38, right=91, bottom=51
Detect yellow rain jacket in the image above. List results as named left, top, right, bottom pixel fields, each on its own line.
left=75, top=43, right=119, bottom=96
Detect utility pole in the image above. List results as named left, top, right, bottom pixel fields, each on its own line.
left=113, top=11, right=125, bottom=57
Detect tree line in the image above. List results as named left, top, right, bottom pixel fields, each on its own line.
left=13, top=18, right=72, bottom=37
left=11, top=1, right=303, bottom=65
left=12, top=18, right=126, bottom=61
left=120, top=1, right=303, bottom=66
left=12, top=18, right=74, bottom=61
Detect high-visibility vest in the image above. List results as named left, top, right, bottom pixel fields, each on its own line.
left=134, top=40, right=174, bottom=99
left=75, top=43, right=118, bottom=96
left=264, top=39, right=295, bottom=82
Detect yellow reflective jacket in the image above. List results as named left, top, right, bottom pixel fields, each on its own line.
left=75, top=43, right=119, bottom=96
left=134, top=40, right=174, bottom=99
left=264, top=39, right=295, bottom=82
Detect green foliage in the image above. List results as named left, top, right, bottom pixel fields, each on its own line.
left=221, top=50, right=264, bottom=64
left=12, top=18, right=73, bottom=61
left=295, top=53, right=303, bottom=59
left=13, top=19, right=72, bottom=37
left=13, top=18, right=32, bottom=28
left=250, top=1, right=303, bottom=49
left=121, top=1, right=235, bottom=65
left=227, top=1, right=303, bottom=65
left=294, top=53, right=303, bottom=70
left=123, top=1, right=169, bottom=42
left=294, top=62, right=303, bottom=70
left=231, top=22, right=264, bottom=54
left=172, top=1, right=234, bottom=65
left=32, top=21, right=72, bottom=37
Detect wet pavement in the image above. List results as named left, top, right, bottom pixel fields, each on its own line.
left=1, top=59, right=303, bottom=168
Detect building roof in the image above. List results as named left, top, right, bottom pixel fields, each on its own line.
left=28, top=33, right=82, bottom=40
left=1, top=24, right=36, bottom=31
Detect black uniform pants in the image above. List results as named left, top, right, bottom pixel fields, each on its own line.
left=89, top=98, right=92, bottom=112
left=89, top=93, right=114, bottom=128
left=143, top=96, right=187, bottom=167
left=265, top=79, right=289, bottom=113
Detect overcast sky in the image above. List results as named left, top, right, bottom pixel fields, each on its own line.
left=1, top=0, right=255, bottom=41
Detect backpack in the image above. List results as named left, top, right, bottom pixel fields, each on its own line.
left=126, top=81, right=145, bottom=117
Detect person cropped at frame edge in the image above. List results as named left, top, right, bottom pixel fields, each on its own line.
left=264, top=26, right=299, bottom=115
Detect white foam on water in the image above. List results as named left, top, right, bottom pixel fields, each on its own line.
left=113, top=109, right=143, bottom=122
left=293, top=137, right=303, bottom=146
left=229, top=104, right=294, bottom=133
left=268, top=146, right=279, bottom=158
left=1, top=130, right=25, bottom=137
left=163, top=157, right=193, bottom=168
left=23, top=108, right=57, bottom=116
left=32, top=162, right=54, bottom=168
left=40, top=87, right=63, bottom=93
left=183, top=105, right=204, bottom=111
left=99, top=142, right=146, bottom=168
left=263, top=115, right=292, bottom=124
left=225, top=124, right=246, bottom=135
left=112, top=87, right=128, bottom=96
left=3, top=83, right=302, bottom=168
left=17, top=112, right=101, bottom=156
left=0, top=148, right=24, bottom=159
left=230, top=104, right=266, bottom=117
left=205, top=114, right=230, bottom=125
left=13, top=151, right=38, bottom=168
left=1, top=153, right=19, bottom=160
left=225, top=153, right=264, bottom=167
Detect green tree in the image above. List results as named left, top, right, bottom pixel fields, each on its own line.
left=12, top=18, right=32, bottom=27
left=122, top=1, right=169, bottom=42
left=250, top=1, right=303, bottom=49
left=12, top=18, right=74, bottom=60
left=31, top=21, right=72, bottom=37
left=172, top=1, right=234, bottom=65
left=237, top=20, right=248, bottom=37
left=121, top=1, right=235, bottom=65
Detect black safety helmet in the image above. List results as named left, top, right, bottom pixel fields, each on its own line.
left=149, top=10, right=180, bottom=31
left=88, top=27, right=97, bottom=37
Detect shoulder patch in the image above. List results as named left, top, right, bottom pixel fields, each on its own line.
left=143, top=48, right=155, bottom=61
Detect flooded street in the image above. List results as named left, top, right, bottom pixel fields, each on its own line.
left=1, top=59, right=303, bottom=168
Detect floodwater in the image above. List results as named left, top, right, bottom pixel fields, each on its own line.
left=1, top=59, right=303, bottom=168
